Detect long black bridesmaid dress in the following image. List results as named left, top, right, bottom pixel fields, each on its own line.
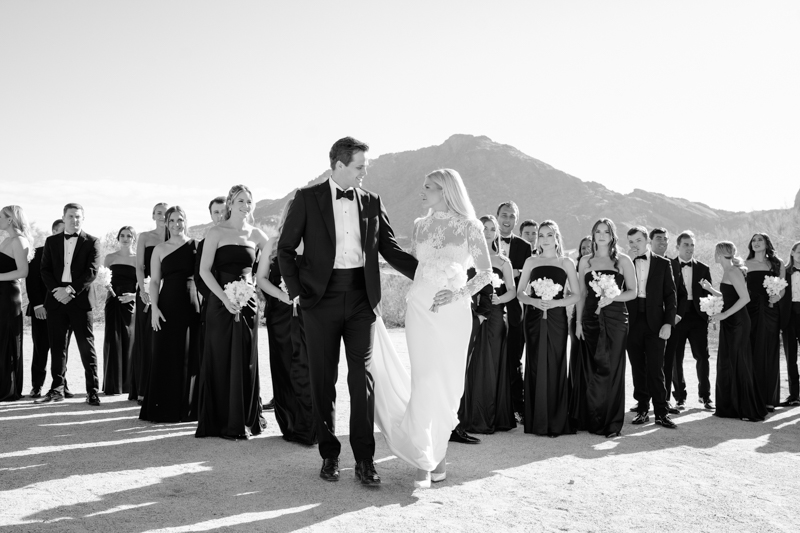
left=568, top=305, right=589, bottom=430
left=524, top=265, right=574, bottom=436
left=0, top=253, right=23, bottom=401
left=265, top=256, right=316, bottom=445
left=196, top=245, right=265, bottom=439
left=582, top=270, right=628, bottom=436
left=129, top=245, right=155, bottom=401
left=102, top=264, right=136, bottom=395
left=462, top=265, right=515, bottom=433
left=140, top=241, right=200, bottom=422
left=716, top=283, right=768, bottom=421
left=746, top=271, right=781, bottom=407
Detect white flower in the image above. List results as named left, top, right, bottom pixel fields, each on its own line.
left=140, top=276, right=151, bottom=295
left=443, top=262, right=468, bottom=290
left=530, top=277, right=563, bottom=301
left=490, top=272, right=503, bottom=288
left=589, top=272, right=621, bottom=300
left=223, top=279, right=256, bottom=321
left=699, top=295, right=724, bottom=316
left=279, top=277, right=289, bottom=295
left=763, top=276, right=788, bottom=298
left=96, top=265, right=113, bottom=288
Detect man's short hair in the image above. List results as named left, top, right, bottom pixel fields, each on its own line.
left=51, top=219, right=64, bottom=231
left=677, top=230, right=696, bottom=246
left=208, top=196, right=226, bottom=212
left=627, top=225, right=649, bottom=239
left=496, top=201, right=519, bottom=217
left=649, top=227, right=668, bottom=240
left=519, top=219, right=538, bottom=232
left=63, top=203, right=84, bottom=215
left=329, top=137, right=369, bottom=170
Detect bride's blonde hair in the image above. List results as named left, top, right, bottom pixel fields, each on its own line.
left=425, top=169, right=476, bottom=220
left=1, top=205, right=34, bottom=261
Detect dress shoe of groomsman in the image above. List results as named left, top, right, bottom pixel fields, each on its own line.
left=625, top=227, right=678, bottom=427
left=449, top=425, right=481, bottom=444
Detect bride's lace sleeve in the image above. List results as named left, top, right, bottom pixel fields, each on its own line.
left=453, top=218, right=492, bottom=301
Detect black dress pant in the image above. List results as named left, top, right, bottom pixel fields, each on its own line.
left=782, top=304, right=800, bottom=400
left=303, top=269, right=376, bottom=462
left=30, top=315, right=72, bottom=390
left=47, top=304, right=98, bottom=395
left=668, top=306, right=711, bottom=402
left=627, top=313, right=668, bottom=417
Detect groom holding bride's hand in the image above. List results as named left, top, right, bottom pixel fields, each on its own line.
left=278, top=137, right=417, bottom=485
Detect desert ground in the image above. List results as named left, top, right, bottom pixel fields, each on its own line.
left=1, top=326, right=799, bottom=533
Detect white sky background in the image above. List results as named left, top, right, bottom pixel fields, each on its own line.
left=1, top=1, right=798, bottom=237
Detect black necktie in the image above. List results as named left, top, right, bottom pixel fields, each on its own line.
left=336, top=188, right=354, bottom=201
left=634, top=254, right=647, bottom=262
left=64, top=233, right=77, bottom=240
left=500, top=237, right=511, bottom=244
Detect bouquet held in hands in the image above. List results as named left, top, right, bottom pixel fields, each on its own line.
left=588, top=271, right=621, bottom=315
left=699, top=295, right=724, bottom=330
left=430, top=262, right=467, bottom=313
left=224, top=278, right=256, bottom=322
left=530, top=277, right=563, bottom=319
left=763, top=276, right=787, bottom=308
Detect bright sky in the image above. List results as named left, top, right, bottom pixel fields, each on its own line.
left=1, top=1, right=798, bottom=237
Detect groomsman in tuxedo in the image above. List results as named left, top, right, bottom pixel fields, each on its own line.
left=779, top=249, right=800, bottom=406
left=519, top=219, right=538, bottom=251
left=35, top=203, right=102, bottom=405
left=26, top=219, right=73, bottom=398
left=666, top=231, right=715, bottom=410
left=649, top=227, right=670, bottom=258
left=496, top=201, right=531, bottom=420
left=626, top=226, right=678, bottom=428
left=279, top=137, right=417, bottom=485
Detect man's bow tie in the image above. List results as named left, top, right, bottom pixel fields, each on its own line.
left=64, top=233, right=78, bottom=240
left=634, top=254, right=647, bottom=262
left=336, top=188, right=354, bottom=201
left=681, top=261, right=692, bottom=268
left=500, top=237, right=512, bottom=244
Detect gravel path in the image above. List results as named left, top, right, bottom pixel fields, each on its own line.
left=1, top=327, right=799, bottom=532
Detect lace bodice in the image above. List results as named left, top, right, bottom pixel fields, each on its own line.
left=411, top=211, right=492, bottom=301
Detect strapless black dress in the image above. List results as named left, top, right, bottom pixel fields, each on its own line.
left=196, top=245, right=265, bottom=438
left=746, top=271, right=781, bottom=407
left=581, top=270, right=628, bottom=436
left=129, top=245, right=155, bottom=401
left=140, top=241, right=200, bottom=422
left=103, top=264, right=136, bottom=395
left=524, top=265, right=573, bottom=436
left=0, top=253, right=23, bottom=401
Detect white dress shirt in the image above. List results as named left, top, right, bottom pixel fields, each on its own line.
left=499, top=236, right=511, bottom=257
left=62, top=233, right=78, bottom=283
left=792, top=271, right=800, bottom=302
left=635, top=250, right=651, bottom=298
left=329, top=178, right=364, bottom=269
left=679, top=259, right=693, bottom=300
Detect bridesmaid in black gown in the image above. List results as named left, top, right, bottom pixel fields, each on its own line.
left=745, top=233, right=785, bottom=410
left=704, top=241, right=767, bottom=421
left=257, top=209, right=316, bottom=444
left=568, top=236, right=593, bottom=430
left=140, top=207, right=200, bottom=422
left=518, top=220, right=580, bottom=436
left=102, top=226, right=137, bottom=395
left=129, top=202, right=168, bottom=402
left=576, top=219, right=637, bottom=437
left=196, top=185, right=269, bottom=439
left=461, top=215, right=517, bottom=434
left=0, top=205, right=32, bottom=402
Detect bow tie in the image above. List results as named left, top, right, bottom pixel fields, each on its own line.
left=336, top=188, right=354, bottom=201
left=500, top=237, right=512, bottom=244
left=64, top=233, right=78, bottom=240
left=681, top=261, right=692, bottom=268
left=634, top=254, right=647, bottom=262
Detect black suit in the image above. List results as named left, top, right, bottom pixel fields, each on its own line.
left=40, top=231, right=101, bottom=394
left=780, top=268, right=800, bottom=400
left=666, top=257, right=713, bottom=403
left=626, top=252, right=677, bottom=417
left=278, top=180, right=417, bottom=461
left=501, top=234, right=531, bottom=413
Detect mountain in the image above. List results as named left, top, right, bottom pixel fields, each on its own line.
left=192, top=134, right=798, bottom=247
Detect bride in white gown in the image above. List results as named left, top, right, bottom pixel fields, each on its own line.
left=370, top=169, right=492, bottom=488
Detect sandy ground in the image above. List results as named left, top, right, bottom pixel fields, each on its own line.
left=1, top=326, right=799, bottom=533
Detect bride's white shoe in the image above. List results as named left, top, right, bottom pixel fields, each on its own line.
left=431, top=458, right=446, bottom=482
left=413, top=469, right=431, bottom=489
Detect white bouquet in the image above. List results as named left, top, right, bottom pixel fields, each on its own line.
left=96, top=265, right=114, bottom=296
left=763, top=275, right=788, bottom=308
left=279, top=277, right=297, bottom=316
left=589, top=272, right=621, bottom=315
left=699, top=295, right=724, bottom=330
left=530, top=277, right=563, bottom=319
left=430, top=262, right=468, bottom=313
left=223, top=279, right=256, bottom=322
left=490, top=272, right=503, bottom=289
left=140, top=276, right=151, bottom=311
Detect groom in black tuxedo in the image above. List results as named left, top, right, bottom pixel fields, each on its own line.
left=625, top=226, right=678, bottom=429
left=278, top=137, right=417, bottom=485
left=35, top=203, right=102, bottom=406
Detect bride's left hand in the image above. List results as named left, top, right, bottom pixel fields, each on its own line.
left=433, top=289, right=454, bottom=307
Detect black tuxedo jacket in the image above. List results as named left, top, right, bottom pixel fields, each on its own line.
left=278, top=181, right=418, bottom=310
left=25, top=246, right=47, bottom=317
left=40, top=231, right=101, bottom=311
left=503, top=234, right=531, bottom=324
left=670, top=257, right=712, bottom=319
left=779, top=268, right=797, bottom=330
left=626, top=253, right=677, bottom=331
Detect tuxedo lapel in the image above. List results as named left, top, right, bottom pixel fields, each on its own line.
left=315, top=183, right=336, bottom=245
left=52, top=234, right=66, bottom=278
left=356, top=190, right=369, bottom=251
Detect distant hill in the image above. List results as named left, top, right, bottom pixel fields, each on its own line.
left=191, top=134, right=800, bottom=248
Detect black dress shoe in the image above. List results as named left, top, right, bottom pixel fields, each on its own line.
left=702, top=399, right=715, bottom=410
left=449, top=427, right=480, bottom=444
left=655, top=415, right=677, bottom=429
left=319, top=458, right=340, bottom=482
left=779, top=396, right=800, bottom=407
left=34, top=390, right=64, bottom=404
left=86, top=393, right=101, bottom=406
left=666, top=403, right=680, bottom=415
left=676, top=400, right=686, bottom=410
left=29, top=387, right=42, bottom=398
left=354, top=459, right=381, bottom=486
left=264, top=398, right=275, bottom=411
left=63, top=389, right=75, bottom=399
left=632, top=412, right=650, bottom=425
